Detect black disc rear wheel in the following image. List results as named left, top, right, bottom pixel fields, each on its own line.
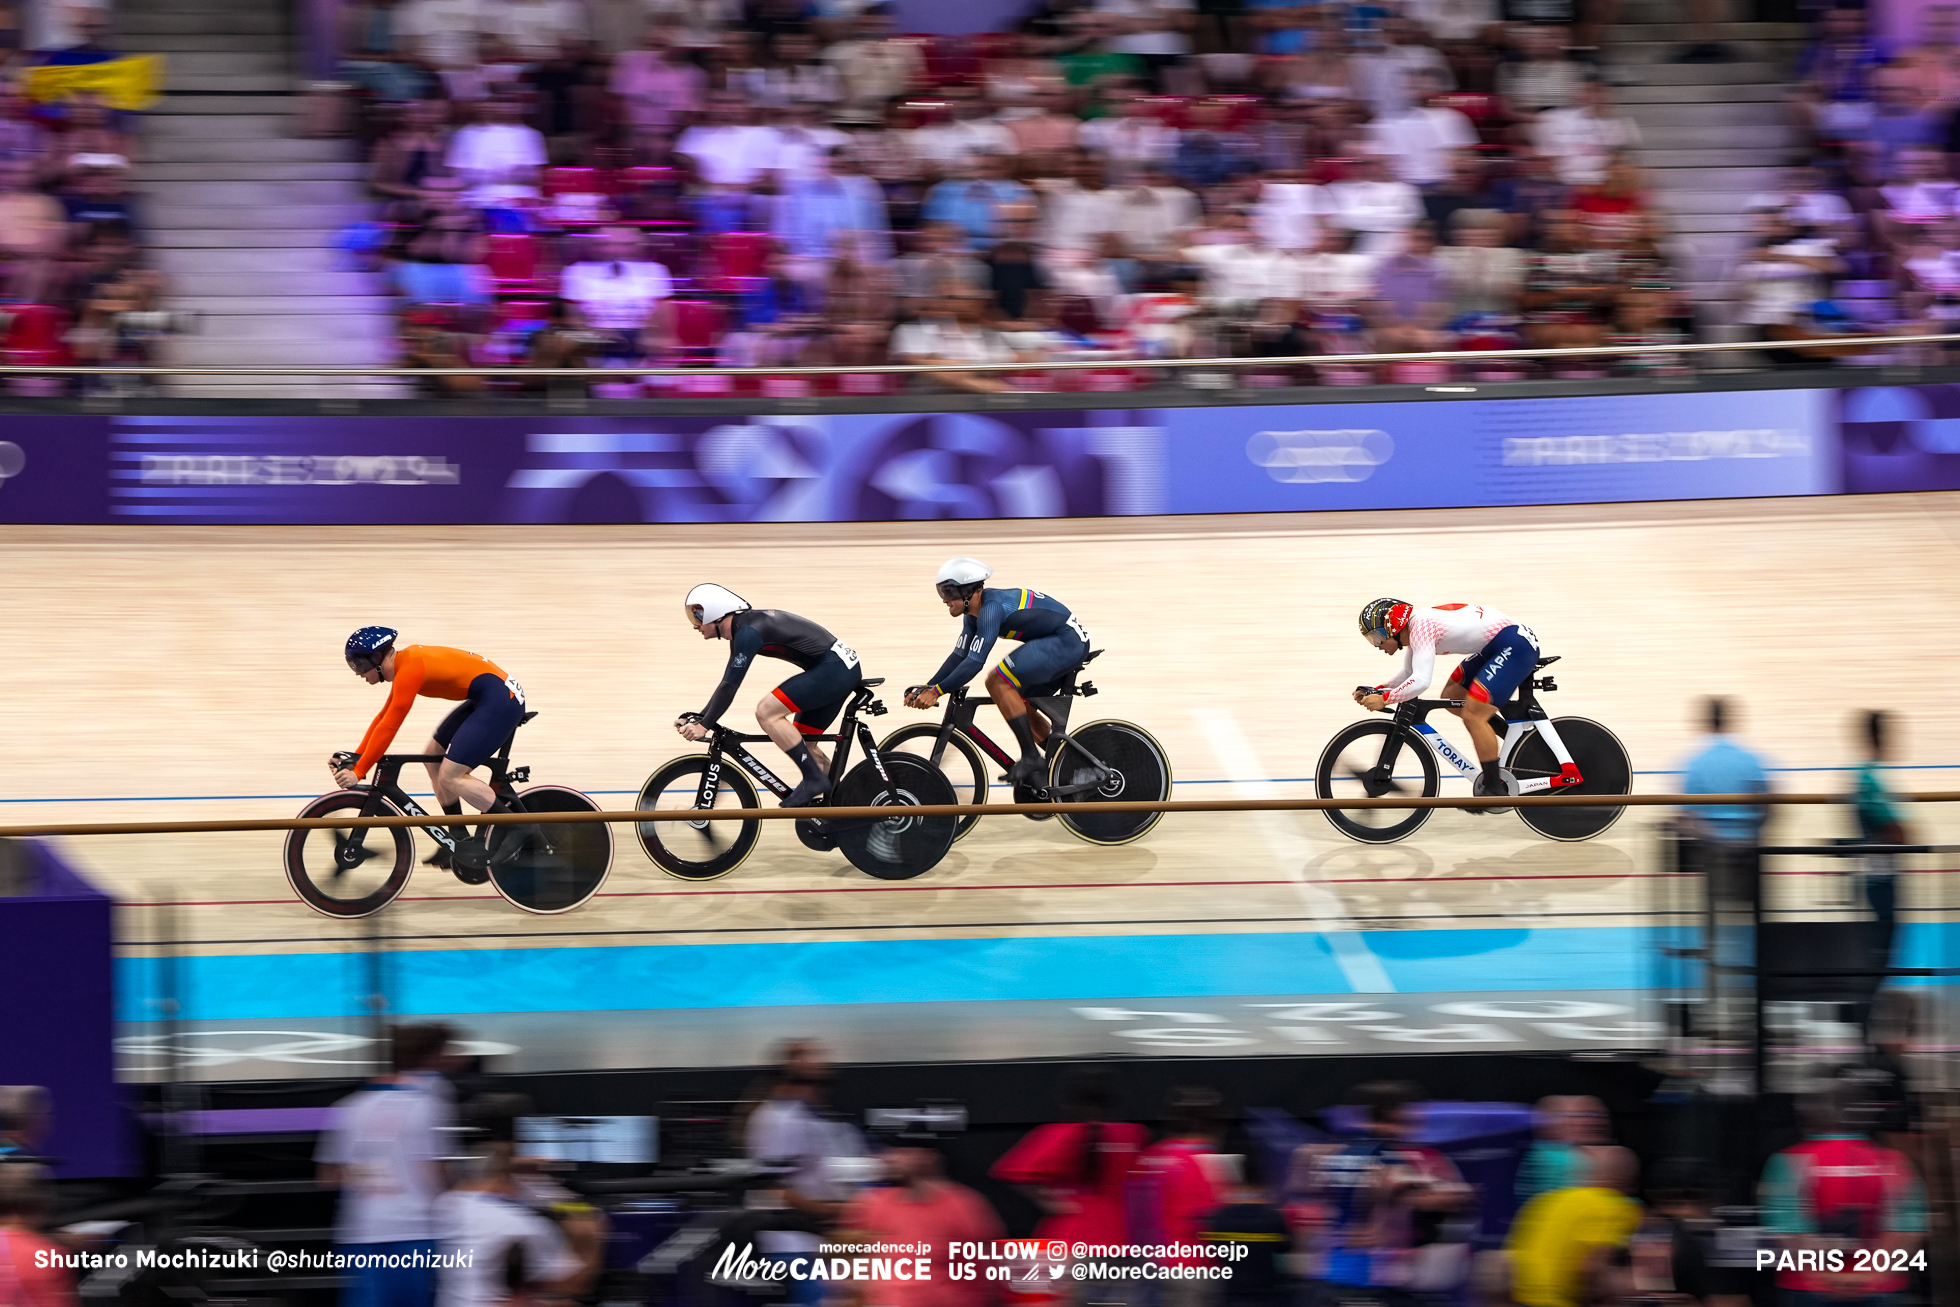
left=488, top=785, right=614, bottom=914
left=1511, top=717, right=1631, bottom=841
left=829, top=754, right=957, bottom=879
left=1315, top=720, right=1440, bottom=844
left=636, top=755, right=760, bottom=880
left=879, top=723, right=989, bottom=840
left=285, top=791, right=413, bottom=919
left=1052, top=720, right=1172, bottom=846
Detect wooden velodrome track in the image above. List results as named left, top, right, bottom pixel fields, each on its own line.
left=11, top=487, right=1960, bottom=928
left=7, top=488, right=1960, bottom=955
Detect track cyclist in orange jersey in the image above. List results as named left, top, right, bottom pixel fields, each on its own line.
left=1353, top=599, right=1555, bottom=807
left=335, top=626, right=531, bottom=879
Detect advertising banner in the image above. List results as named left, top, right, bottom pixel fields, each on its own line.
left=0, top=383, right=1904, bottom=526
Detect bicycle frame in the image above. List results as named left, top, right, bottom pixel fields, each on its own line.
left=916, top=671, right=1115, bottom=798
left=331, top=734, right=528, bottom=855
left=1384, top=666, right=1580, bottom=794
left=689, top=682, right=888, bottom=811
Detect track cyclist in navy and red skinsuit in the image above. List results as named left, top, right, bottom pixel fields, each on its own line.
left=904, top=556, right=1090, bottom=786
left=677, top=583, right=866, bottom=808
left=1353, top=598, right=1580, bottom=803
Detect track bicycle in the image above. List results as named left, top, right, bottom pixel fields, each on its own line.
left=636, top=678, right=957, bottom=881
left=881, top=650, right=1173, bottom=847
left=1315, top=654, right=1631, bottom=844
left=289, top=712, right=613, bottom=917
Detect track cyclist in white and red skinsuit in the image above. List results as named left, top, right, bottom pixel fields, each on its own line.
left=1352, top=599, right=1581, bottom=804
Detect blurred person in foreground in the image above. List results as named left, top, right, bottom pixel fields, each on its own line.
left=0, top=1086, right=50, bottom=1160
left=1758, top=1073, right=1926, bottom=1307
left=317, top=1022, right=459, bottom=1307
left=1302, top=1081, right=1473, bottom=1304
left=1516, top=1095, right=1613, bottom=1202
left=991, top=1067, right=1148, bottom=1255
left=434, top=1100, right=601, bottom=1307
left=746, top=1039, right=860, bottom=1304
left=1643, top=1159, right=1754, bottom=1307
left=839, top=1133, right=1003, bottom=1307
left=1134, top=1086, right=1232, bottom=1306
left=1848, top=711, right=1912, bottom=1021
left=0, top=1163, right=76, bottom=1307
left=1505, top=1146, right=1642, bottom=1307
left=1203, top=1141, right=1295, bottom=1307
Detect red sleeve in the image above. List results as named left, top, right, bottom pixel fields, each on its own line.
left=990, top=1123, right=1084, bottom=1185
left=352, top=649, right=426, bottom=779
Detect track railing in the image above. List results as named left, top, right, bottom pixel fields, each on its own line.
left=4, top=329, right=1959, bottom=383
left=6, top=789, right=1958, bottom=838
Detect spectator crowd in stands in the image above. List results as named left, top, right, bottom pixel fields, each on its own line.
left=0, top=7, right=168, bottom=392
left=344, top=0, right=1695, bottom=393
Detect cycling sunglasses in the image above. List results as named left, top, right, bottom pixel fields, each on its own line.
left=936, top=581, right=976, bottom=603
left=347, top=653, right=381, bottom=674
left=685, top=603, right=707, bottom=629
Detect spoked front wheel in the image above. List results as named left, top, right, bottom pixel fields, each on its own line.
left=636, top=755, right=760, bottom=880
left=1316, top=720, right=1441, bottom=844
left=1051, top=720, right=1172, bottom=846
left=487, top=785, right=614, bottom=914
left=1510, top=717, right=1632, bottom=842
left=878, top=723, right=989, bottom=841
left=285, top=791, right=413, bottom=919
left=828, top=754, right=957, bottom=880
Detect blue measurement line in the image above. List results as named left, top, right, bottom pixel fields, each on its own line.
left=5, top=765, right=1957, bottom=808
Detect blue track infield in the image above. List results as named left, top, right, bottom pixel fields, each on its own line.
left=117, top=922, right=1960, bottom=1024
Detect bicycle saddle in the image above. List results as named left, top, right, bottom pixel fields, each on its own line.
left=860, top=677, right=885, bottom=688
left=1533, top=655, right=1560, bottom=669
left=519, top=711, right=539, bottom=725
left=1084, top=649, right=1104, bottom=664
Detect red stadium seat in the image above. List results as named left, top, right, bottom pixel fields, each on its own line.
left=817, top=371, right=904, bottom=397
left=706, top=231, right=775, bottom=292
left=2, top=304, right=73, bottom=395
left=485, top=234, right=542, bottom=295
left=1137, top=96, right=1191, bottom=128
left=668, top=299, right=727, bottom=364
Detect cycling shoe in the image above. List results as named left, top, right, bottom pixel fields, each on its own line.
left=1008, top=755, right=1046, bottom=787
left=782, top=775, right=833, bottom=809
left=1470, top=772, right=1513, bottom=816
left=487, top=824, right=540, bottom=868
left=450, top=837, right=492, bottom=883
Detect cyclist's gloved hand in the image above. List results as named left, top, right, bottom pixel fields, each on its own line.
left=676, top=714, right=710, bottom=742
left=905, top=686, right=940, bottom=710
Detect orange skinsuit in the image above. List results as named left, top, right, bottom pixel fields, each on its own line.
left=353, top=645, right=508, bottom=778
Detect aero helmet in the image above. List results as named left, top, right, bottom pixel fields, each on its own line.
left=934, top=556, right=991, bottom=603
left=345, top=626, right=399, bottom=674
left=1358, top=599, right=1413, bottom=649
left=685, top=583, right=751, bottom=629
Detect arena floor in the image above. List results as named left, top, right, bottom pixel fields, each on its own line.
left=6, top=492, right=1958, bottom=1079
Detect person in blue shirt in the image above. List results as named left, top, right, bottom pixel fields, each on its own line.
left=1679, top=696, right=1770, bottom=846
left=904, top=557, right=1089, bottom=785
left=920, top=152, right=1033, bottom=251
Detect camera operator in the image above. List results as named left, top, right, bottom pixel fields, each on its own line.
left=743, top=1039, right=864, bottom=1305
left=434, top=1096, right=603, bottom=1307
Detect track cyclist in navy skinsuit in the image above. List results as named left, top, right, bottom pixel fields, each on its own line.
left=904, top=557, right=1091, bottom=786
left=677, top=583, right=866, bottom=809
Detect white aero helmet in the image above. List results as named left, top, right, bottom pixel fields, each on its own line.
left=685, top=583, right=751, bottom=629
left=934, top=556, right=992, bottom=603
